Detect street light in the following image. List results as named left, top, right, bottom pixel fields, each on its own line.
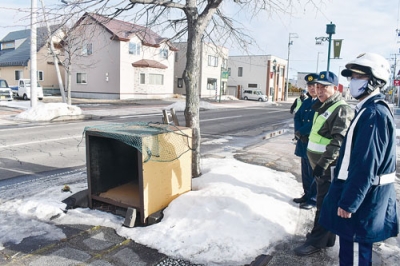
left=285, top=32, right=298, bottom=101
left=315, top=22, right=336, bottom=72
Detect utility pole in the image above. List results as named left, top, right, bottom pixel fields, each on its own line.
left=285, top=33, right=298, bottom=101
left=30, top=0, right=38, bottom=107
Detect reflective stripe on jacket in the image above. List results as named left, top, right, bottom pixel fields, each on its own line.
left=336, top=99, right=396, bottom=186
left=307, top=99, right=347, bottom=154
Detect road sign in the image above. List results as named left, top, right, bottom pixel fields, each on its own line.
left=394, top=80, right=400, bottom=86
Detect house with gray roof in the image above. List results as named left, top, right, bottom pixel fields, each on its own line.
left=0, top=25, right=65, bottom=91
left=67, top=13, right=177, bottom=99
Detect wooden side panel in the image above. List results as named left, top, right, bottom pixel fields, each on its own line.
left=141, top=127, right=192, bottom=220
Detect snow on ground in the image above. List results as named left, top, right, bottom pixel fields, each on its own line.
left=0, top=102, right=399, bottom=265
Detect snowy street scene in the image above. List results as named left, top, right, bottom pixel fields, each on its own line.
left=0, top=100, right=400, bottom=266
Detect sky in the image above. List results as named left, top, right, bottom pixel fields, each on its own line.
left=1, top=0, right=400, bottom=86
left=0, top=101, right=400, bottom=265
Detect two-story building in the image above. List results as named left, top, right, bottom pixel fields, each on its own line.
left=0, top=26, right=64, bottom=92
left=173, top=42, right=229, bottom=99
left=67, top=13, right=177, bottom=99
left=227, top=55, right=287, bottom=101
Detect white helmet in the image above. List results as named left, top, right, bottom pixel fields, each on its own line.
left=341, top=52, right=391, bottom=86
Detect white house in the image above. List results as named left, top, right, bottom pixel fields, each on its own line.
left=227, top=55, right=287, bottom=101
left=173, top=42, right=229, bottom=99
left=68, top=13, right=177, bottom=99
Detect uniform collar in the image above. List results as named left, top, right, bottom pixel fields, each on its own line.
left=355, top=89, right=380, bottom=112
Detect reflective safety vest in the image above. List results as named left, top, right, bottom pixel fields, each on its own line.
left=307, top=100, right=347, bottom=154
left=294, top=97, right=303, bottom=112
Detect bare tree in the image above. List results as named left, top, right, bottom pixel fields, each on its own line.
left=119, top=0, right=297, bottom=178
left=39, top=0, right=319, bottom=177
left=39, top=0, right=67, bottom=103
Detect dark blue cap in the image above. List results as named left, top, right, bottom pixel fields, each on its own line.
left=315, top=71, right=338, bottom=86
left=304, top=73, right=318, bottom=84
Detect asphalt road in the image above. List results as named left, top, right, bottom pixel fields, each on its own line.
left=0, top=100, right=293, bottom=181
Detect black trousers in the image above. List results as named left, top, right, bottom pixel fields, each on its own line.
left=305, top=174, right=336, bottom=248
left=301, top=157, right=316, bottom=204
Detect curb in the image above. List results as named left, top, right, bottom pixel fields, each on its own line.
left=262, top=129, right=287, bottom=140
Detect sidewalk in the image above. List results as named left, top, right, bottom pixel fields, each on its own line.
left=0, top=97, right=398, bottom=266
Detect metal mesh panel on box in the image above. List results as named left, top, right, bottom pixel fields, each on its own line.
left=84, top=122, right=192, bottom=163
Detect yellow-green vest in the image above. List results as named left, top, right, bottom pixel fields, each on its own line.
left=307, top=100, right=347, bottom=154
left=294, top=97, right=303, bottom=112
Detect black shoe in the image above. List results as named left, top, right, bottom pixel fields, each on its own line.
left=300, top=202, right=316, bottom=210
left=294, top=243, right=321, bottom=256
left=293, top=195, right=307, bottom=204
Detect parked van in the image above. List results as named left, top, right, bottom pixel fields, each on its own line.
left=10, top=79, right=44, bottom=100
left=0, top=79, right=13, bottom=101
left=242, top=89, right=268, bottom=102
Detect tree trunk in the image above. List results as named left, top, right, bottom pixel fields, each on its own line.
left=67, top=65, right=72, bottom=105
left=183, top=18, right=202, bottom=178
left=39, top=0, right=67, bottom=103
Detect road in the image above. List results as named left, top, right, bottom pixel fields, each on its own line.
left=0, top=100, right=293, bottom=181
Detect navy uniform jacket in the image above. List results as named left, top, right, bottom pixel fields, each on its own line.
left=294, top=96, right=319, bottom=158
left=320, top=93, right=399, bottom=243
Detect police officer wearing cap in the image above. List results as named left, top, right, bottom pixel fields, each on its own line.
left=290, top=90, right=308, bottom=114
left=292, top=73, right=319, bottom=210
left=320, top=53, right=399, bottom=265
left=294, top=71, right=354, bottom=256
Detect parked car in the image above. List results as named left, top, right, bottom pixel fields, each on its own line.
left=0, top=79, right=13, bottom=101
left=242, top=89, right=268, bottom=102
left=10, top=79, right=43, bottom=100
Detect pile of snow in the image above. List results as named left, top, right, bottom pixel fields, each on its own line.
left=15, top=103, right=82, bottom=121
left=0, top=155, right=303, bottom=265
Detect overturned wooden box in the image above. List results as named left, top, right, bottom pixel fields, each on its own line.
left=85, top=123, right=192, bottom=224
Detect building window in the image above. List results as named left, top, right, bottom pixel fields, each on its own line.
left=160, top=49, right=168, bottom=59
left=238, top=67, right=243, bottom=77
left=140, top=73, right=145, bottom=84
left=175, top=52, right=178, bottom=62
left=149, top=74, right=164, bottom=85
left=15, top=70, right=23, bottom=80
left=37, top=71, right=44, bottom=81
left=82, top=43, right=92, bottom=56
left=177, top=78, right=183, bottom=88
left=228, top=67, right=231, bottom=76
left=1, top=41, right=15, bottom=50
left=207, top=78, right=217, bottom=90
left=208, top=55, right=218, bottom=67
left=129, top=42, right=141, bottom=55
left=76, top=73, right=87, bottom=84
left=248, top=84, right=258, bottom=88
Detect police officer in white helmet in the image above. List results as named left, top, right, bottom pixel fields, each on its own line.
left=320, top=53, right=399, bottom=265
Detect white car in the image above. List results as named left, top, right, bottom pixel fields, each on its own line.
left=242, top=89, right=268, bottom=102
left=0, top=79, right=13, bottom=101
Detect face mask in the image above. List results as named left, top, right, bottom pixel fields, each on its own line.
left=349, top=79, right=368, bottom=98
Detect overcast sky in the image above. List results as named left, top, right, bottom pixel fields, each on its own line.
left=1, top=0, right=400, bottom=85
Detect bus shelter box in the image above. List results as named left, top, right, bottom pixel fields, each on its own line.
left=85, top=123, right=192, bottom=224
